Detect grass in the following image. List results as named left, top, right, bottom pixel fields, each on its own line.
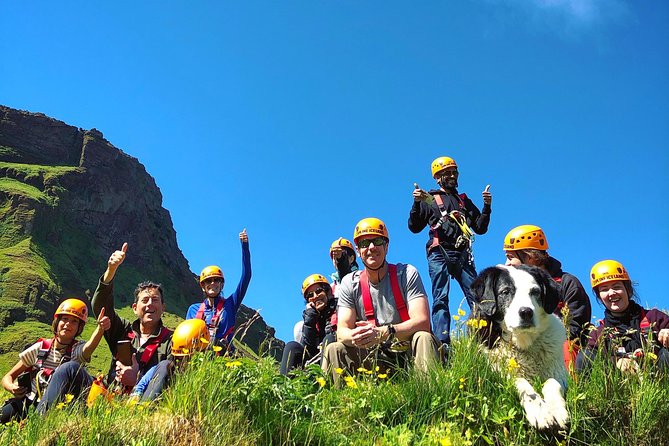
left=0, top=328, right=667, bottom=446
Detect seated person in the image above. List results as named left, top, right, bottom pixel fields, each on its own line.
left=92, top=242, right=173, bottom=394
left=576, top=260, right=669, bottom=374
left=322, top=218, right=439, bottom=386
left=503, top=224, right=592, bottom=368
left=1, top=298, right=109, bottom=422
left=281, top=274, right=337, bottom=375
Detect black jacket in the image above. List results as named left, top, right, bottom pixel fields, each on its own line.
left=545, top=257, right=592, bottom=345
left=301, top=298, right=337, bottom=357
left=408, top=188, right=491, bottom=253
left=586, top=302, right=669, bottom=354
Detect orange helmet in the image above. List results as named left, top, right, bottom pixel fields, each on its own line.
left=503, top=225, right=549, bottom=251
left=590, top=260, right=630, bottom=289
left=200, top=265, right=224, bottom=284
left=329, top=237, right=355, bottom=258
left=53, top=298, right=88, bottom=336
left=301, top=274, right=330, bottom=297
left=55, top=298, right=88, bottom=323
left=431, top=156, right=458, bottom=178
left=171, top=319, right=210, bottom=356
left=353, top=217, right=389, bottom=244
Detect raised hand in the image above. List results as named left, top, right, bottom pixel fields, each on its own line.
left=97, top=307, right=111, bottom=332
left=413, top=183, right=429, bottom=202
left=103, top=242, right=127, bottom=283
left=239, top=228, right=248, bottom=243
left=482, top=184, right=492, bottom=206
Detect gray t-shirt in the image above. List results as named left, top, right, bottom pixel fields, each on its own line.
left=336, top=263, right=427, bottom=325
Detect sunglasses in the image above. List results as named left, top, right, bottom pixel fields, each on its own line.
left=357, top=237, right=387, bottom=249
left=305, top=287, right=326, bottom=299
left=203, top=277, right=224, bottom=285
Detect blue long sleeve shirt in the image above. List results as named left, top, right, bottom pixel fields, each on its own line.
left=185, top=241, right=252, bottom=343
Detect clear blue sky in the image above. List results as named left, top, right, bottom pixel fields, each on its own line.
left=2, top=1, right=667, bottom=343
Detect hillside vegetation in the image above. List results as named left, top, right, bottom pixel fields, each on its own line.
left=0, top=332, right=666, bottom=446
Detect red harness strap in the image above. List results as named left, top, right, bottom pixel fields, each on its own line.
left=429, top=193, right=468, bottom=250
left=35, top=338, right=73, bottom=377
left=359, top=264, right=409, bottom=325
left=551, top=276, right=566, bottom=312
left=195, top=298, right=226, bottom=329
left=127, top=327, right=171, bottom=368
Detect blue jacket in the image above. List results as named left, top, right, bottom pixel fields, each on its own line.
left=186, top=241, right=252, bottom=343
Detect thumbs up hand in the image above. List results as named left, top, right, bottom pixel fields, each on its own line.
left=108, top=242, right=128, bottom=271
left=482, top=184, right=492, bottom=206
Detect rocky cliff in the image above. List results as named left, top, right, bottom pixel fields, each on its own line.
left=0, top=105, right=282, bottom=358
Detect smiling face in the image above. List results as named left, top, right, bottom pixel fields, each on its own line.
left=598, top=280, right=630, bottom=313
left=304, top=283, right=330, bottom=311
left=356, top=235, right=388, bottom=270
left=133, top=287, right=165, bottom=329
left=201, top=277, right=224, bottom=299
left=435, top=166, right=459, bottom=190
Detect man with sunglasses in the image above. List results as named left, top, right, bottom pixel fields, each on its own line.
left=322, top=218, right=439, bottom=385
left=280, top=274, right=337, bottom=375
left=186, top=228, right=251, bottom=350
left=409, top=156, right=492, bottom=349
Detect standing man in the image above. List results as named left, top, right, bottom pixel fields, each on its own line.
left=186, top=229, right=251, bottom=350
left=92, top=243, right=173, bottom=393
left=408, top=156, right=492, bottom=347
left=322, top=218, right=439, bottom=386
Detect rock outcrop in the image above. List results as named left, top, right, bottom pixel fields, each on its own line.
left=0, top=105, right=282, bottom=358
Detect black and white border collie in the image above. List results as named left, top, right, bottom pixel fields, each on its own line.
left=470, top=265, right=569, bottom=432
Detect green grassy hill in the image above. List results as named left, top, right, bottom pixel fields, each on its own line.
left=0, top=334, right=666, bottom=446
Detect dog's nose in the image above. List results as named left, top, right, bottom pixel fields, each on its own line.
left=518, top=307, right=534, bottom=322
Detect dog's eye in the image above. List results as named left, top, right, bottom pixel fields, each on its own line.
left=529, top=288, right=540, bottom=297
left=499, top=288, right=511, bottom=296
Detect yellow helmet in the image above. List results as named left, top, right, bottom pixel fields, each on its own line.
left=329, top=237, right=355, bottom=258
left=503, top=225, right=549, bottom=251
left=353, top=217, right=389, bottom=244
left=200, top=265, right=224, bottom=284
left=301, top=274, right=330, bottom=297
left=431, top=156, right=458, bottom=178
left=590, top=260, right=630, bottom=289
left=171, top=319, right=210, bottom=356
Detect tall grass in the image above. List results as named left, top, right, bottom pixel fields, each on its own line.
left=1, top=333, right=667, bottom=446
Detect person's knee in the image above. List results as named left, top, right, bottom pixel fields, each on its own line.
left=52, top=360, right=81, bottom=378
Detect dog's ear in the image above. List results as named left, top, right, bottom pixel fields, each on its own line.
left=469, top=266, right=503, bottom=319
left=521, top=265, right=560, bottom=314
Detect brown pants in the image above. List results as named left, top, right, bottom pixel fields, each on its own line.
left=321, top=331, right=439, bottom=386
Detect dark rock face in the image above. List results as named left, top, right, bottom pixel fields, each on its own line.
left=0, top=105, right=282, bottom=358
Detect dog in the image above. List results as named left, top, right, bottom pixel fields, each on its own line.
left=470, top=264, right=569, bottom=432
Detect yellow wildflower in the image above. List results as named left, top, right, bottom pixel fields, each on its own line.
left=452, top=315, right=460, bottom=321
left=64, top=394, right=74, bottom=403
left=56, top=402, right=66, bottom=409
left=200, top=337, right=210, bottom=344
left=344, top=376, right=358, bottom=389
left=357, top=367, right=368, bottom=373
left=378, top=373, right=387, bottom=379
left=212, top=345, right=223, bottom=352
left=225, top=360, right=242, bottom=368
left=648, top=352, right=658, bottom=361
left=507, top=358, right=519, bottom=373
left=181, top=347, right=190, bottom=354
left=458, top=308, right=466, bottom=316
left=335, top=367, right=344, bottom=375
left=316, top=377, right=326, bottom=388
left=375, top=366, right=380, bottom=372
left=440, top=439, right=452, bottom=446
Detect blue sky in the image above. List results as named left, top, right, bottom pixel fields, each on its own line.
left=1, top=1, right=667, bottom=343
